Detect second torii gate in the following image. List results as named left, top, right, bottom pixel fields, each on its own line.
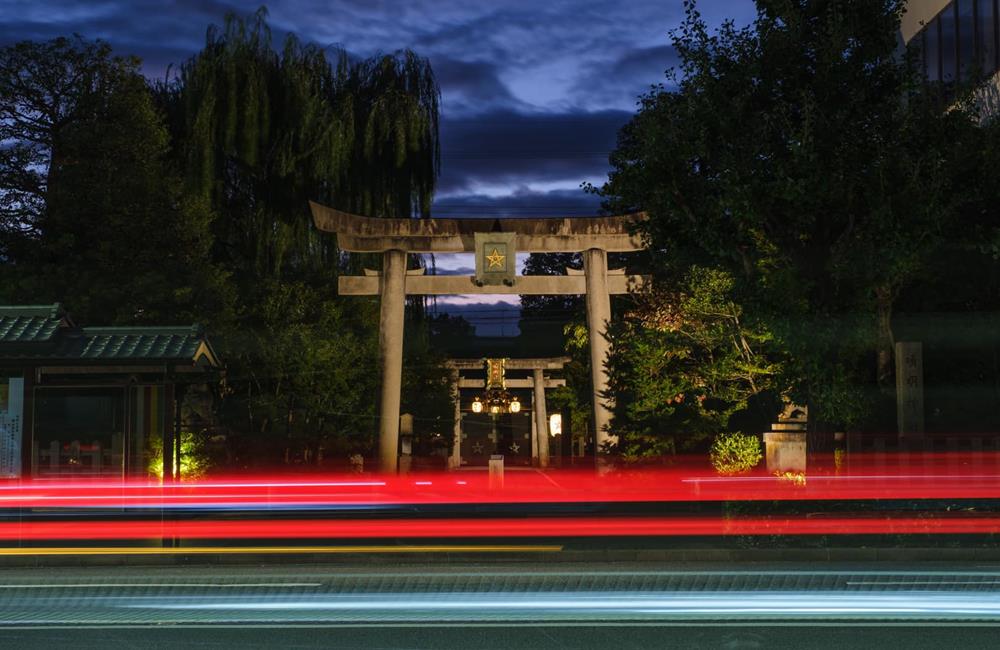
left=448, top=356, right=569, bottom=468
left=310, top=201, right=648, bottom=472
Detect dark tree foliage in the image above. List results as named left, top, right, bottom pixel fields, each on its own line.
left=519, top=253, right=583, bottom=316
left=606, top=266, right=779, bottom=459
left=154, top=7, right=440, bottom=280
left=0, top=36, right=115, bottom=257
left=0, top=36, right=232, bottom=325
left=595, top=0, right=991, bottom=444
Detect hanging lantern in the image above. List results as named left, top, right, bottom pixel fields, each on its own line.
left=469, top=358, right=522, bottom=416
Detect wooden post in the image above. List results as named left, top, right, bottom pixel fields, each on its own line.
left=21, top=369, right=34, bottom=479
left=163, top=383, right=174, bottom=483
left=174, top=383, right=186, bottom=481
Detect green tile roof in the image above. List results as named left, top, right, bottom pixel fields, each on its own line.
left=57, top=326, right=213, bottom=362
left=0, top=305, right=220, bottom=367
left=0, top=304, right=67, bottom=344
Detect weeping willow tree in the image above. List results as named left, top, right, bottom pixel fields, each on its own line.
left=156, top=7, right=439, bottom=279
left=153, top=8, right=449, bottom=469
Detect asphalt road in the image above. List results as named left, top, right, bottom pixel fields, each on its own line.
left=5, top=624, right=1000, bottom=650
left=3, top=561, right=1000, bottom=648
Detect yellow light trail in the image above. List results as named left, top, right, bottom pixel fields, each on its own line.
left=0, top=545, right=563, bottom=557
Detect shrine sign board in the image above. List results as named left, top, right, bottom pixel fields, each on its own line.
left=895, top=341, right=924, bottom=439
left=474, top=232, right=516, bottom=286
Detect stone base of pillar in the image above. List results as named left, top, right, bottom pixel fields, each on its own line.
left=764, top=431, right=807, bottom=473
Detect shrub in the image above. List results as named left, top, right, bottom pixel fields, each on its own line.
left=709, top=432, right=762, bottom=475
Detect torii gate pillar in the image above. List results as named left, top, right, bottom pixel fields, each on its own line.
left=584, top=248, right=615, bottom=456
left=532, top=367, right=550, bottom=468
left=378, top=249, right=407, bottom=473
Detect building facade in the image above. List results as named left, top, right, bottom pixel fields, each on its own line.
left=903, top=1, right=997, bottom=79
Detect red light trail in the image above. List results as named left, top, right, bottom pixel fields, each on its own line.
left=0, top=453, right=997, bottom=544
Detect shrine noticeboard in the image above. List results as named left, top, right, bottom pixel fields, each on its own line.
left=0, top=377, right=23, bottom=478
left=474, top=232, right=516, bottom=286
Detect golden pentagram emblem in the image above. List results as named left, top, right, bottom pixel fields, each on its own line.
left=486, top=247, right=506, bottom=270
left=474, top=232, right=515, bottom=286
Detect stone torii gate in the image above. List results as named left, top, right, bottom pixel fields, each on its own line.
left=447, top=356, right=569, bottom=468
left=309, top=201, right=648, bottom=473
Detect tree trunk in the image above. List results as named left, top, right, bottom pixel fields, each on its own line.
left=875, top=285, right=895, bottom=392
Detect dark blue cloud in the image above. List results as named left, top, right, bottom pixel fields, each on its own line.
left=571, top=44, right=682, bottom=109
left=431, top=56, right=527, bottom=114
left=438, top=108, right=630, bottom=197
left=433, top=187, right=602, bottom=219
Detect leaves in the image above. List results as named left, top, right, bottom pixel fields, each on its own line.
left=596, top=0, right=990, bottom=431
left=607, top=266, right=778, bottom=458
left=709, top=431, right=762, bottom=475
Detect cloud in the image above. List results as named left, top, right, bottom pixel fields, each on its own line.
left=570, top=44, right=680, bottom=110
left=437, top=108, right=630, bottom=195
left=431, top=56, right=526, bottom=115
left=432, top=186, right=602, bottom=218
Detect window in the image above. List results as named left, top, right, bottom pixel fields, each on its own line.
left=941, top=2, right=958, bottom=81
left=925, top=14, right=941, bottom=81
left=33, top=387, right=125, bottom=477
left=913, top=0, right=1000, bottom=83
left=979, top=0, right=998, bottom=75
left=959, top=0, right=976, bottom=77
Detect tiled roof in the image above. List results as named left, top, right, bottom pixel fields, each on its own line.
left=57, top=326, right=213, bottom=362
left=0, top=304, right=67, bottom=344
left=0, top=306, right=220, bottom=367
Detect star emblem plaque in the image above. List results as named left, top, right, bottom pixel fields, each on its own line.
left=474, top=231, right=516, bottom=286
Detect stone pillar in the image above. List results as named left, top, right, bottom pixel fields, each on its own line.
left=378, top=249, right=407, bottom=474
left=398, top=413, right=413, bottom=475
left=450, top=368, right=462, bottom=469
left=895, top=341, right=924, bottom=445
left=489, top=454, right=504, bottom=489
left=764, top=404, right=808, bottom=474
left=583, top=248, right=615, bottom=460
left=532, top=368, right=550, bottom=468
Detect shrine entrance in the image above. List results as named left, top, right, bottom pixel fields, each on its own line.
left=310, top=201, right=648, bottom=472
left=447, top=357, right=568, bottom=468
